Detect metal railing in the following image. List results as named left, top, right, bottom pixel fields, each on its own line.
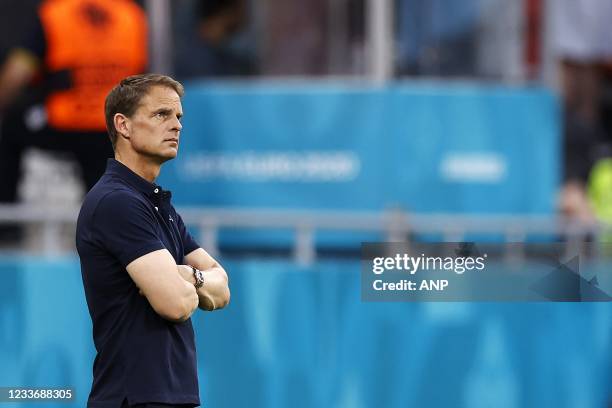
left=0, top=204, right=605, bottom=264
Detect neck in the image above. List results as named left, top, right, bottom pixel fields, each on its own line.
left=114, top=150, right=161, bottom=183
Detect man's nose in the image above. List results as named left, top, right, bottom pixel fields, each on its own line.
left=172, top=117, right=182, bottom=132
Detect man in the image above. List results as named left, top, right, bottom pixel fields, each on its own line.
left=173, top=0, right=255, bottom=79
left=553, top=0, right=612, bottom=223
left=76, top=74, right=230, bottom=408
left=0, top=0, right=147, bottom=242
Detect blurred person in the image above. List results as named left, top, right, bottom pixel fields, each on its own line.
left=396, top=0, right=527, bottom=80
left=396, top=0, right=480, bottom=76
left=0, top=0, right=39, bottom=60
left=477, top=0, right=524, bottom=80
left=553, top=0, right=612, bottom=222
left=173, top=0, right=256, bottom=79
left=76, top=74, right=230, bottom=408
left=260, top=0, right=328, bottom=75
left=0, top=0, right=147, bottom=242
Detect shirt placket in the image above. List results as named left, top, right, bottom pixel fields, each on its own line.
left=152, top=188, right=181, bottom=261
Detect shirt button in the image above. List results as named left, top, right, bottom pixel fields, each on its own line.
left=154, top=188, right=159, bottom=194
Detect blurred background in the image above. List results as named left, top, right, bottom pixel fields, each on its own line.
left=0, top=0, right=610, bottom=407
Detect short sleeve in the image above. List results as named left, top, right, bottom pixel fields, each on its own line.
left=176, top=212, right=200, bottom=256
left=93, top=190, right=165, bottom=267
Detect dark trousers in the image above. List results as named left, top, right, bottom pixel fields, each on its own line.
left=0, top=107, right=113, bottom=204
left=131, top=405, right=196, bottom=408
left=122, top=401, right=197, bottom=408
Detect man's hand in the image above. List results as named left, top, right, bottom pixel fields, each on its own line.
left=177, top=265, right=197, bottom=286
left=177, top=263, right=229, bottom=311
left=182, top=249, right=230, bottom=311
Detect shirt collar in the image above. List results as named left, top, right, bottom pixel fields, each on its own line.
left=104, top=159, right=171, bottom=201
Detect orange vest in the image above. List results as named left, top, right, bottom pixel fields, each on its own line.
left=40, top=0, right=147, bottom=131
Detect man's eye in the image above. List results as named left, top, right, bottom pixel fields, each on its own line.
left=155, top=112, right=166, bottom=119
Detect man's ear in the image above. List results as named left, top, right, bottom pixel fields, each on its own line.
left=113, top=113, right=130, bottom=140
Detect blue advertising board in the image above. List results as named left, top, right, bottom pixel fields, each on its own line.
left=159, top=82, right=560, bottom=215
left=0, top=257, right=609, bottom=408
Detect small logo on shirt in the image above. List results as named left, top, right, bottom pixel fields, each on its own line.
left=169, top=215, right=174, bottom=222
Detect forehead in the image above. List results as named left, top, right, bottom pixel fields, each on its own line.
left=138, top=85, right=182, bottom=111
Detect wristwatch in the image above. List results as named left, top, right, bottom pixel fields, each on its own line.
left=190, top=266, right=204, bottom=289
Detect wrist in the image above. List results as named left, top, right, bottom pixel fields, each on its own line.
left=190, top=265, right=205, bottom=289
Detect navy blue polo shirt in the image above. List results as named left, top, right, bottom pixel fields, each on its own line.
left=76, top=159, right=201, bottom=408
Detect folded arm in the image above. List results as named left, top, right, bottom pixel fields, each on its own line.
left=127, top=249, right=199, bottom=322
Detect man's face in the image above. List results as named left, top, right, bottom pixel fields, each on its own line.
left=126, top=85, right=183, bottom=163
